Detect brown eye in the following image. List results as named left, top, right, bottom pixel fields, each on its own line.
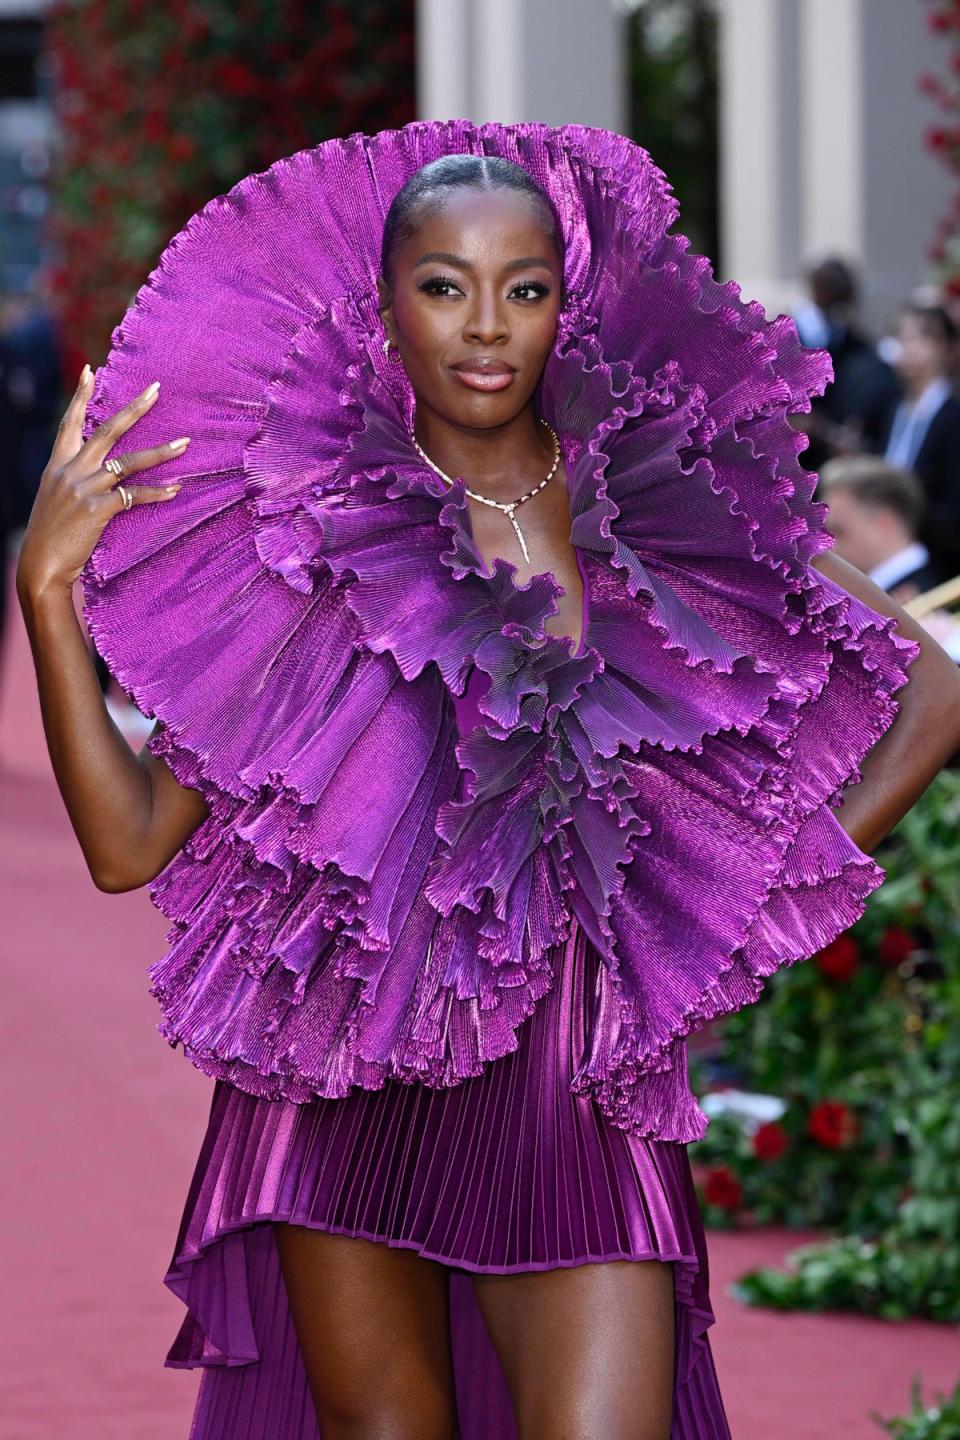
left=511, top=281, right=550, bottom=301
left=418, top=276, right=462, bottom=297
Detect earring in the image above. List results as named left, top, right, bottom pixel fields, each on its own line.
left=382, top=336, right=399, bottom=358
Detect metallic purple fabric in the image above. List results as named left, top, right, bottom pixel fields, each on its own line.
left=452, top=549, right=590, bottom=735
left=163, top=918, right=732, bottom=1439
left=78, top=120, right=918, bottom=1143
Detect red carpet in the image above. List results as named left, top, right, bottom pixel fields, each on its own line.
left=1, top=560, right=957, bottom=1438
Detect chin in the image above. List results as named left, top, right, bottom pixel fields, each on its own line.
left=450, top=377, right=536, bottom=422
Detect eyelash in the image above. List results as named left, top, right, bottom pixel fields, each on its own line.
left=417, top=275, right=550, bottom=301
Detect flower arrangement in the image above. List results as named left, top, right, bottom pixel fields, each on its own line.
left=44, top=0, right=415, bottom=375
left=689, top=770, right=960, bottom=1321
left=872, top=1377, right=960, bottom=1439
left=918, top=1, right=960, bottom=291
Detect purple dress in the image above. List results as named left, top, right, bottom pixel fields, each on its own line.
left=159, top=558, right=730, bottom=1438
left=77, top=122, right=917, bottom=1438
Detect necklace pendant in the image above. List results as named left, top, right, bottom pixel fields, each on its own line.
left=507, top=508, right=530, bottom=562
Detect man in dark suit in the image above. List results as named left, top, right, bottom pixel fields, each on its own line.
left=818, top=456, right=950, bottom=604
left=792, top=256, right=901, bottom=473
left=875, top=300, right=960, bottom=574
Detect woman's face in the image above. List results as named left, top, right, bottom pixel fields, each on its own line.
left=376, top=186, right=564, bottom=431
left=894, top=311, right=949, bottom=387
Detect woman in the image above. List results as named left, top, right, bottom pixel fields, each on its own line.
left=15, top=122, right=960, bottom=1440
left=879, top=299, right=960, bottom=574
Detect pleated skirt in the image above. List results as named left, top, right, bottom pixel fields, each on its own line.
left=162, top=919, right=733, bottom=1439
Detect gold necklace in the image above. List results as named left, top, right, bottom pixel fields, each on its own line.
left=410, top=418, right=561, bottom=563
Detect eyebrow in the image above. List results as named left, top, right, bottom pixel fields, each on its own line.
left=412, top=251, right=554, bottom=274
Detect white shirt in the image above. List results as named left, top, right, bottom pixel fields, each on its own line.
left=868, top=541, right=931, bottom=593
left=884, top=376, right=952, bottom=468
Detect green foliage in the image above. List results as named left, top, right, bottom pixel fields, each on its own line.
left=690, top=771, right=960, bottom=1319
left=45, top=0, right=415, bottom=369
left=871, top=1375, right=960, bottom=1439
left=625, top=0, right=719, bottom=260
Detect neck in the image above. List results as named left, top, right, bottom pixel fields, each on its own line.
left=904, top=372, right=940, bottom=401
left=411, top=404, right=554, bottom=498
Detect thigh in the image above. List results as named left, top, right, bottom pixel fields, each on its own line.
left=272, top=1223, right=458, bottom=1440
left=470, top=1258, right=676, bottom=1440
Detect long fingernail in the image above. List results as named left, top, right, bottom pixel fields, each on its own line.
left=168, top=436, right=190, bottom=451
left=78, top=362, right=91, bottom=388
left=144, top=380, right=160, bottom=400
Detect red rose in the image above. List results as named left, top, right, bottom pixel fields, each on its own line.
left=168, top=134, right=196, bottom=163
left=878, top=926, right=915, bottom=968
left=217, top=59, right=259, bottom=98
left=753, top=1121, right=790, bottom=1162
left=144, top=112, right=169, bottom=144
left=807, top=1099, right=858, bottom=1149
left=704, top=1166, right=743, bottom=1211
left=814, top=934, right=859, bottom=982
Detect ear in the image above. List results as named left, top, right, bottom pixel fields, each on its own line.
left=376, top=275, right=397, bottom=345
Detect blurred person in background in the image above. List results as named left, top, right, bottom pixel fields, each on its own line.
left=1, top=277, right=150, bottom=737
left=0, top=277, right=62, bottom=702
left=0, top=309, right=17, bottom=711
left=818, top=456, right=948, bottom=602
left=792, top=255, right=901, bottom=472
left=821, top=454, right=960, bottom=665
left=1, top=276, right=64, bottom=534
left=875, top=299, right=960, bottom=573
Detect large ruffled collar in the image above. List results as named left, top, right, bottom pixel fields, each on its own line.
left=78, top=121, right=917, bottom=1141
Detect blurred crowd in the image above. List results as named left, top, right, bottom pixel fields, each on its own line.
left=792, top=257, right=960, bottom=658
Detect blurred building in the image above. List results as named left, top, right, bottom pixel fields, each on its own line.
left=0, top=0, right=946, bottom=341
left=416, top=0, right=627, bottom=132
left=0, top=0, right=53, bottom=297
left=418, top=0, right=948, bottom=340
left=717, top=0, right=947, bottom=335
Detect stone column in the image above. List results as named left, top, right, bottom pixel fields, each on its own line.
left=716, top=0, right=801, bottom=317
left=416, top=0, right=627, bottom=132
left=718, top=0, right=950, bottom=333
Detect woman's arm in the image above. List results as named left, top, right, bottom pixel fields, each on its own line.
left=17, top=580, right=209, bottom=892
left=15, top=365, right=209, bottom=893
left=812, top=550, right=960, bottom=852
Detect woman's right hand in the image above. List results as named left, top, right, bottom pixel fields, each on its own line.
left=15, top=363, right=191, bottom=599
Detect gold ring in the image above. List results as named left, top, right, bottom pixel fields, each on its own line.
left=105, top=457, right=125, bottom=477
left=116, top=484, right=133, bottom=511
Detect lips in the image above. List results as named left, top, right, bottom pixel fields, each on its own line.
left=450, top=357, right=517, bottom=392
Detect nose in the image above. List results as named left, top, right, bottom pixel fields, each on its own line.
left=463, top=284, right=509, bottom=345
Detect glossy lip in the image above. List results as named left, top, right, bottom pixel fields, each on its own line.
left=449, top=358, right=518, bottom=392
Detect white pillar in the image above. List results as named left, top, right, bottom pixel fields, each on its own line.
left=717, top=0, right=801, bottom=318
left=416, top=0, right=627, bottom=133
left=719, top=0, right=951, bottom=333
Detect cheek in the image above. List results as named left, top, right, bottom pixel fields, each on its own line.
left=517, top=307, right=560, bottom=359
left=395, top=298, right=461, bottom=360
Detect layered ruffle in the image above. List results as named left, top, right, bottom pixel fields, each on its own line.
left=80, top=120, right=917, bottom=1141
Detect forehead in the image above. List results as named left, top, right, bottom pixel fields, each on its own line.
left=397, top=186, right=559, bottom=261
left=825, top=487, right=873, bottom=519
left=898, top=312, right=936, bottom=340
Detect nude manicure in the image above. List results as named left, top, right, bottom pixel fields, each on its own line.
left=168, top=436, right=191, bottom=450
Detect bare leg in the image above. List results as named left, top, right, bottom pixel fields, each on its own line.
left=470, top=1258, right=676, bottom=1440
left=272, top=1223, right=458, bottom=1440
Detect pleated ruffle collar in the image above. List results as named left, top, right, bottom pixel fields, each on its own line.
left=79, top=121, right=917, bottom=1140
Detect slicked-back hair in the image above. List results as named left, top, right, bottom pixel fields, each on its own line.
left=819, top=454, right=926, bottom=533
left=379, top=154, right=564, bottom=297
